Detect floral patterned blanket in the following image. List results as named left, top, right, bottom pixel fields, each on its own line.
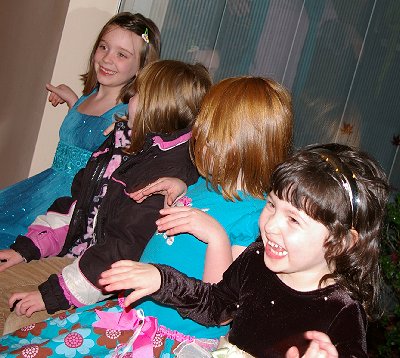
left=0, top=300, right=134, bottom=358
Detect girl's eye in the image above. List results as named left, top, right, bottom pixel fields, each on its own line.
left=266, top=200, right=275, bottom=209
left=118, top=53, right=127, bottom=58
left=289, top=217, right=300, bottom=225
left=98, top=44, right=107, bottom=50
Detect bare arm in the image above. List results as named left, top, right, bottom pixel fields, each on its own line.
left=156, top=206, right=233, bottom=283
left=46, top=83, right=78, bottom=109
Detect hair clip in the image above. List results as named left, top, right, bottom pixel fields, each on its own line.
left=142, top=28, right=149, bottom=44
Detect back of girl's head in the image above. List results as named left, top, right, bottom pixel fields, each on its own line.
left=126, top=59, right=212, bottom=154
left=82, top=12, right=161, bottom=101
left=191, top=77, right=293, bottom=201
left=270, top=143, right=389, bottom=318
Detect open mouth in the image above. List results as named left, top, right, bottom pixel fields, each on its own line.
left=265, top=239, right=288, bottom=257
left=99, top=66, right=117, bottom=75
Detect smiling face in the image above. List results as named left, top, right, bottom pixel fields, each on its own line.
left=94, top=25, right=142, bottom=90
left=259, top=191, right=332, bottom=291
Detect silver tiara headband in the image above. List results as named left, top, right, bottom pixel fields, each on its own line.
left=314, top=148, right=360, bottom=228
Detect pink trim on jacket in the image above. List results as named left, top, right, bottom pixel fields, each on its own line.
left=58, top=273, right=84, bottom=307
left=152, top=131, right=192, bottom=151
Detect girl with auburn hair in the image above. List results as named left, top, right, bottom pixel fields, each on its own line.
left=192, top=76, right=292, bottom=200
left=0, top=12, right=161, bottom=249
left=0, top=60, right=211, bottom=336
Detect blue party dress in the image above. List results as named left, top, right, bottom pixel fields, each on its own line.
left=0, top=93, right=127, bottom=249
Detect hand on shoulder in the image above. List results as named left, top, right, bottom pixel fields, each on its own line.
left=129, top=177, right=187, bottom=207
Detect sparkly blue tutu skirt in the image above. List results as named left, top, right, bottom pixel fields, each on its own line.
left=0, top=142, right=91, bottom=249
left=0, top=93, right=127, bottom=249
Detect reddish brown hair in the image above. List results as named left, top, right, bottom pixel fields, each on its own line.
left=191, top=77, right=293, bottom=201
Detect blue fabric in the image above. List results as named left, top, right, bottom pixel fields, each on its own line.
left=137, top=177, right=265, bottom=339
left=0, top=94, right=127, bottom=249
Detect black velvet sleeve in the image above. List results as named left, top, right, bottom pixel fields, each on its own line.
left=328, top=301, right=368, bottom=357
left=151, top=256, right=245, bottom=326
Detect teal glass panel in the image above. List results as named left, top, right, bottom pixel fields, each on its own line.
left=120, top=0, right=399, bottom=189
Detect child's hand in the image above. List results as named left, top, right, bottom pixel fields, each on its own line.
left=8, top=291, right=45, bottom=317
left=129, top=177, right=187, bottom=207
left=286, top=331, right=338, bottom=358
left=0, top=249, right=24, bottom=272
left=156, top=206, right=227, bottom=244
left=99, top=261, right=161, bottom=307
left=46, top=83, right=78, bottom=109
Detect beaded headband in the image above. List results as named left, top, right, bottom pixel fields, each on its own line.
left=314, top=147, right=359, bottom=228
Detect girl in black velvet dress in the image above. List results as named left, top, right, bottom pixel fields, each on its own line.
left=99, top=143, right=389, bottom=357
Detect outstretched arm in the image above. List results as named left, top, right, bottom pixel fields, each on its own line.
left=99, top=261, right=239, bottom=326
left=46, top=83, right=78, bottom=108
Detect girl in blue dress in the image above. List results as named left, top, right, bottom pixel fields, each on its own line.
left=0, top=12, right=160, bottom=249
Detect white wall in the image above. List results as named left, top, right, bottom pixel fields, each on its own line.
left=29, top=0, right=121, bottom=176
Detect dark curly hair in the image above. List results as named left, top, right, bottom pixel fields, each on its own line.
left=269, top=143, right=389, bottom=319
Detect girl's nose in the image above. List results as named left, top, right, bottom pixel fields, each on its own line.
left=102, top=52, right=113, bottom=63
left=264, top=213, right=281, bottom=232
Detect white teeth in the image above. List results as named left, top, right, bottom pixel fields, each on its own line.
left=101, top=66, right=116, bottom=75
left=266, top=239, right=288, bottom=256
left=267, top=240, right=280, bottom=248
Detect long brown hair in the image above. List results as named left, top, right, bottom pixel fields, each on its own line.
left=191, top=77, right=293, bottom=201
left=81, top=12, right=161, bottom=103
left=270, top=143, right=390, bottom=319
left=126, top=60, right=212, bottom=154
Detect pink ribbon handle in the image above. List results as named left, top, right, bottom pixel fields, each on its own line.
left=93, top=305, right=158, bottom=358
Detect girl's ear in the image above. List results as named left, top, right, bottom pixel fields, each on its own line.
left=348, top=228, right=359, bottom=248
left=329, top=229, right=359, bottom=257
